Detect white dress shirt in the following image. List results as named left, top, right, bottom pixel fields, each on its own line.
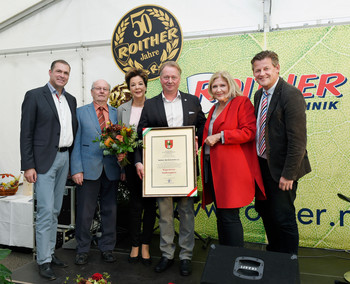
left=48, top=82, right=74, bottom=148
left=162, top=91, right=183, bottom=127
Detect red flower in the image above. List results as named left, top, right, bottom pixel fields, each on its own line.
left=92, top=273, right=103, bottom=281
left=116, top=135, right=124, bottom=142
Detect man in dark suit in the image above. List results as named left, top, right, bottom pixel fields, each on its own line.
left=252, top=50, right=311, bottom=255
left=70, top=79, right=121, bottom=265
left=135, top=61, right=206, bottom=276
left=20, top=59, right=78, bottom=280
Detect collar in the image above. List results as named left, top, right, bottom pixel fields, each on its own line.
left=264, top=77, right=279, bottom=95
left=47, top=82, right=65, bottom=97
left=93, top=102, right=109, bottom=112
left=161, top=90, right=181, bottom=102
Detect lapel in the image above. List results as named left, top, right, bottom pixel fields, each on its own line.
left=65, top=92, right=74, bottom=115
left=266, top=77, right=283, bottom=123
left=43, top=85, right=59, bottom=121
left=108, top=105, right=117, bottom=124
left=254, top=88, right=263, bottom=116
left=155, top=94, right=168, bottom=126
left=212, top=99, right=232, bottom=132
left=121, top=100, right=132, bottom=126
left=87, top=103, right=101, bottom=133
left=181, top=91, right=189, bottom=126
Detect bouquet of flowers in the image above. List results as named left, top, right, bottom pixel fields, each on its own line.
left=65, top=272, right=111, bottom=284
left=94, top=121, right=142, bottom=167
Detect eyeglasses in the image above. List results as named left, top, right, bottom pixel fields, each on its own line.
left=93, top=87, right=110, bottom=92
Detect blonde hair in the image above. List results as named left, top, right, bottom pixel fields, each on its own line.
left=208, top=71, right=242, bottom=100
left=159, top=61, right=182, bottom=76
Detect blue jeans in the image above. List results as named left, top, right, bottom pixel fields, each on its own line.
left=35, top=151, right=69, bottom=265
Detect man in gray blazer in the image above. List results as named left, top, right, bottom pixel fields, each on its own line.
left=70, top=79, right=121, bottom=265
left=136, top=61, right=206, bottom=276
left=252, top=50, right=311, bottom=255
left=20, top=60, right=78, bottom=280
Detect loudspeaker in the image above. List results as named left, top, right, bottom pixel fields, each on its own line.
left=58, top=185, right=76, bottom=226
left=200, top=244, right=299, bottom=284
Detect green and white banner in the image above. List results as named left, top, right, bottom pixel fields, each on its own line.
left=146, top=24, right=350, bottom=250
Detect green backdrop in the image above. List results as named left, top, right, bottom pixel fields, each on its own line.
left=144, top=24, right=350, bottom=250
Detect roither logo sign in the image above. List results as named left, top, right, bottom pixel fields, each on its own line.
left=111, top=5, right=183, bottom=80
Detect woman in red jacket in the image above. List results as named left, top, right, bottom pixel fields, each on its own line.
left=201, top=71, right=265, bottom=247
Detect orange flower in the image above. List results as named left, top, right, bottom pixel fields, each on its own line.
left=104, top=137, right=115, bottom=147
left=116, top=135, right=124, bottom=142
left=126, top=127, right=132, bottom=136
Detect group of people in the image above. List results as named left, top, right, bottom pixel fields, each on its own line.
left=20, top=50, right=311, bottom=281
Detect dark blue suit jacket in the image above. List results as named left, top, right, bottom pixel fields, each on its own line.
left=20, top=84, right=78, bottom=174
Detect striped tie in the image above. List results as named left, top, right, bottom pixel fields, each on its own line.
left=97, top=106, right=106, bottom=130
left=258, top=91, right=268, bottom=156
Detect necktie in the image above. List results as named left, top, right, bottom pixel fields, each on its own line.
left=258, top=91, right=268, bottom=156
left=97, top=106, right=106, bottom=130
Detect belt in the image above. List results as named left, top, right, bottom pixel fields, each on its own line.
left=57, top=147, right=69, bottom=152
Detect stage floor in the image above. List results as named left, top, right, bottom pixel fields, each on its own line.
left=9, top=234, right=350, bottom=284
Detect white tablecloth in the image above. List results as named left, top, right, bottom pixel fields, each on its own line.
left=0, top=186, right=34, bottom=248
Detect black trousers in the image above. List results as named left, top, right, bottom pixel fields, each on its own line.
left=255, top=157, right=299, bottom=255
left=204, top=155, right=243, bottom=247
left=125, top=164, right=156, bottom=247
left=75, top=170, right=117, bottom=253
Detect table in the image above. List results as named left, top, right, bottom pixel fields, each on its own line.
left=0, top=185, right=34, bottom=248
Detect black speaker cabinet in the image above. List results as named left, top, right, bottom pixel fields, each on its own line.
left=201, top=244, right=299, bottom=284
left=58, top=185, right=76, bottom=226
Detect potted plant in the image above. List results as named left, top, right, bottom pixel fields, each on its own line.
left=0, top=249, right=12, bottom=284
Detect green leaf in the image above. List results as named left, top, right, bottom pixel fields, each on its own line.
left=0, top=249, right=11, bottom=261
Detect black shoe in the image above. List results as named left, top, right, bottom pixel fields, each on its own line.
left=38, top=262, right=56, bottom=280
left=101, top=251, right=116, bottom=263
left=180, top=259, right=192, bottom=276
left=75, top=253, right=88, bottom=265
left=51, top=254, right=68, bottom=268
left=141, top=256, right=152, bottom=266
left=128, top=255, right=139, bottom=264
left=154, top=257, right=174, bottom=273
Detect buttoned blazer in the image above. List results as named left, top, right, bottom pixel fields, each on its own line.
left=70, top=103, right=121, bottom=181
left=20, top=85, right=78, bottom=174
left=135, top=91, right=206, bottom=164
left=254, top=77, right=311, bottom=182
left=201, top=96, right=265, bottom=209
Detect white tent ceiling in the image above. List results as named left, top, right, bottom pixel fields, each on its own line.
left=0, top=0, right=350, bottom=174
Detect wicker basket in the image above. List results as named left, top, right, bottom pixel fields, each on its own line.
left=0, top=173, right=20, bottom=196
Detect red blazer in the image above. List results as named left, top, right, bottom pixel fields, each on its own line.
left=201, top=96, right=265, bottom=209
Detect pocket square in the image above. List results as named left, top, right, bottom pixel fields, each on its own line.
left=189, top=111, right=195, bottom=114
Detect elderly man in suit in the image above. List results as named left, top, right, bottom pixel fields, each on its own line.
left=135, top=61, right=206, bottom=276
left=252, top=50, right=311, bottom=255
left=20, top=59, right=78, bottom=280
left=70, top=79, right=121, bottom=265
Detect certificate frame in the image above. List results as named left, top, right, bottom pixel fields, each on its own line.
left=142, top=126, right=197, bottom=197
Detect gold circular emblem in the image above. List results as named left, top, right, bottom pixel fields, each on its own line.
left=111, top=5, right=183, bottom=80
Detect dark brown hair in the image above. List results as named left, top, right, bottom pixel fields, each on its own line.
left=50, top=59, right=71, bottom=71
left=125, top=68, right=148, bottom=89
left=251, top=50, right=279, bottom=69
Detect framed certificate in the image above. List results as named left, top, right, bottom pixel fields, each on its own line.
left=143, top=126, right=197, bottom=197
